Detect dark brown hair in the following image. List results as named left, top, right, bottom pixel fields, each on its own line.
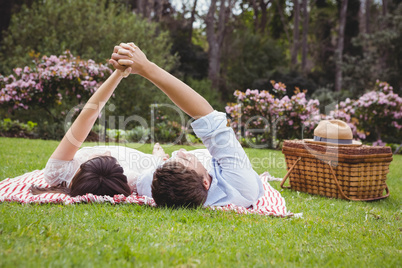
left=30, top=156, right=131, bottom=197
left=151, top=161, right=208, bottom=208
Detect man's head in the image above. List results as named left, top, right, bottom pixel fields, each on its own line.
left=151, top=150, right=211, bottom=208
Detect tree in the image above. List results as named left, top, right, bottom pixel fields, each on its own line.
left=301, top=0, right=310, bottom=72
left=334, top=0, right=348, bottom=92
left=244, top=0, right=271, bottom=33
left=271, top=0, right=291, bottom=41
left=291, top=0, right=301, bottom=66
left=189, top=0, right=198, bottom=42
left=132, top=0, right=174, bottom=21
left=343, top=2, right=402, bottom=95
left=365, top=0, right=371, bottom=34
left=205, top=0, right=237, bottom=90
left=343, top=0, right=361, bottom=56
left=0, top=0, right=35, bottom=42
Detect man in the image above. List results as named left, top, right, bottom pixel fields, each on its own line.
left=110, top=43, right=264, bottom=208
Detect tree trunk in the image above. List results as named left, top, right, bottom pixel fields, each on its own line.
left=251, top=0, right=260, bottom=31
left=154, top=0, right=164, bottom=22
left=274, top=0, right=291, bottom=43
left=334, top=0, right=348, bottom=92
left=205, top=0, right=235, bottom=89
left=382, top=0, right=388, bottom=16
left=206, top=0, right=219, bottom=89
left=137, top=0, right=155, bottom=20
left=301, top=0, right=309, bottom=72
left=365, top=0, right=371, bottom=34
left=258, top=0, right=270, bottom=33
left=291, top=0, right=300, bottom=66
left=189, top=0, right=198, bottom=42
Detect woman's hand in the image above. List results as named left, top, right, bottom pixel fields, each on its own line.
left=109, top=42, right=152, bottom=76
left=109, top=44, right=133, bottom=78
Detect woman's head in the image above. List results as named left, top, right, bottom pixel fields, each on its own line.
left=69, top=156, right=131, bottom=197
left=30, top=156, right=131, bottom=197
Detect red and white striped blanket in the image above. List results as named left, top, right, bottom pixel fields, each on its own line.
left=0, top=170, right=293, bottom=217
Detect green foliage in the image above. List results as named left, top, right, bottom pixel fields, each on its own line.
left=165, top=17, right=209, bottom=80
left=311, top=86, right=351, bottom=114
left=126, top=126, right=150, bottom=143
left=269, top=0, right=290, bottom=40
left=0, top=0, right=176, bottom=74
left=186, top=78, right=224, bottom=110
left=343, top=3, right=402, bottom=96
left=154, top=120, right=186, bottom=144
left=0, top=118, right=37, bottom=138
left=185, top=133, right=202, bottom=145
left=0, top=0, right=178, bottom=127
left=223, top=29, right=285, bottom=92
left=308, top=0, right=338, bottom=86
left=0, top=137, right=401, bottom=267
left=35, top=121, right=65, bottom=140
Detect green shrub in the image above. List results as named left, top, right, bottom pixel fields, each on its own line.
left=0, top=118, right=37, bottom=138
left=0, top=0, right=176, bottom=74
left=153, top=121, right=186, bottom=144
left=0, top=0, right=178, bottom=135
left=126, top=126, right=150, bottom=143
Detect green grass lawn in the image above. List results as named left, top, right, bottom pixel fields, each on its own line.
left=0, top=137, right=401, bottom=267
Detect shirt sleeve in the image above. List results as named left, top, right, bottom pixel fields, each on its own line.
left=44, top=158, right=80, bottom=187
left=136, top=170, right=154, bottom=197
left=191, top=110, right=264, bottom=204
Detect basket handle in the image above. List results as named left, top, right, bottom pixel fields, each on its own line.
left=327, top=160, right=390, bottom=201
left=281, top=157, right=302, bottom=189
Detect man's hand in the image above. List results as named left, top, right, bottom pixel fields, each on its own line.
left=108, top=43, right=134, bottom=78
left=109, top=42, right=151, bottom=76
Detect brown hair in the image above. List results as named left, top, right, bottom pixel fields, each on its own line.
left=151, top=161, right=208, bottom=208
left=30, top=156, right=131, bottom=197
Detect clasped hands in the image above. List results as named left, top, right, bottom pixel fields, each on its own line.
left=109, top=42, right=149, bottom=78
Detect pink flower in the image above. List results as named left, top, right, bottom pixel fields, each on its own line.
left=14, top=68, right=22, bottom=76
left=373, top=140, right=386, bottom=146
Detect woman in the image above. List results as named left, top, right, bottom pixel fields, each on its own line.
left=30, top=45, right=168, bottom=197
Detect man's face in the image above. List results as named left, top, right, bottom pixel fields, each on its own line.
left=172, top=149, right=211, bottom=190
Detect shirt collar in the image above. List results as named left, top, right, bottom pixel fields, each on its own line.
left=203, top=171, right=226, bottom=206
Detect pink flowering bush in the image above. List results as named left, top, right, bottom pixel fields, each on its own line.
left=0, top=51, right=112, bottom=125
left=226, top=81, right=321, bottom=148
left=329, top=81, right=402, bottom=143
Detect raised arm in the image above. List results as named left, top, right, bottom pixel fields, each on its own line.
left=110, top=43, right=213, bottom=119
left=50, top=68, right=131, bottom=161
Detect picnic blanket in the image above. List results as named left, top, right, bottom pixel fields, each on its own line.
left=0, top=170, right=295, bottom=217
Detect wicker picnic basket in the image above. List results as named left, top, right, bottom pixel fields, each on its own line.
left=281, top=140, right=392, bottom=201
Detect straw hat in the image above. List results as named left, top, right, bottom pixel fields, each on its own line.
left=304, top=120, right=362, bottom=146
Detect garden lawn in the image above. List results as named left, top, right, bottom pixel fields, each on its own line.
left=0, top=137, right=401, bottom=267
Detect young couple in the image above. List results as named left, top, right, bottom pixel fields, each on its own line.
left=31, top=43, right=264, bottom=208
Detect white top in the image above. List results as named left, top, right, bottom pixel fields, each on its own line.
left=44, top=146, right=164, bottom=192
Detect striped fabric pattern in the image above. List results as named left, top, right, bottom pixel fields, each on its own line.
left=0, top=170, right=292, bottom=217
